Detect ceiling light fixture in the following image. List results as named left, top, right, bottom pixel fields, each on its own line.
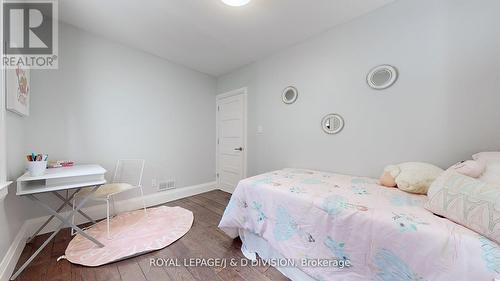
left=221, top=0, right=251, bottom=7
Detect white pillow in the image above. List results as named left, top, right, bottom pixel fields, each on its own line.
left=426, top=171, right=500, bottom=243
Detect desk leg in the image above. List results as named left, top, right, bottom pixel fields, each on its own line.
left=53, top=191, right=96, bottom=223
left=26, top=189, right=80, bottom=243
left=11, top=222, right=63, bottom=280
left=26, top=189, right=98, bottom=243
left=11, top=187, right=104, bottom=280
left=31, top=189, right=105, bottom=247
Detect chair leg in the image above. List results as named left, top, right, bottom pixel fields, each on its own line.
left=140, top=187, right=147, bottom=216
left=71, top=197, right=77, bottom=236
left=111, top=196, right=117, bottom=218
left=106, top=199, right=111, bottom=239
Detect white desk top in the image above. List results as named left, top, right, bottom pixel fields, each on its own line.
left=16, top=164, right=107, bottom=196
left=17, top=164, right=106, bottom=182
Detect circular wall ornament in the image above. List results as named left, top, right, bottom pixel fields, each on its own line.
left=321, top=113, right=344, bottom=134
left=282, top=86, right=298, bottom=104
left=367, top=65, right=398, bottom=90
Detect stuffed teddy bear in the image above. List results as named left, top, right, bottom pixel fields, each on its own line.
left=380, top=162, right=444, bottom=195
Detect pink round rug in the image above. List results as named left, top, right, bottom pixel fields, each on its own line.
left=65, top=206, right=193, bottom=267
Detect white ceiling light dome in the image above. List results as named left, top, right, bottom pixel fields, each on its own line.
left=221, top=0, right=251, bottom=7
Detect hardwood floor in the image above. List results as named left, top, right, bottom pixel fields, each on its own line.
left=13, top=190, right=290, bottom=281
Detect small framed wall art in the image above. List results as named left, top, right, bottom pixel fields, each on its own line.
left=5, top=66, right=30, bottom=116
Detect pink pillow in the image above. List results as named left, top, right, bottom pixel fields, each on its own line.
left=479, top=162, right=500, bottom=185
left=473, top=152, right=500, bottom=164
left=448, top=160, right=485, bottom=178
left=472, top=152, right=500, bottom=185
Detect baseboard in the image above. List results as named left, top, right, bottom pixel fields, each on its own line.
left=0, top=181, right=216, bottom=281
left=0, top=223, right=29, bottom=281
left=219, top=186, right=234, bottom=194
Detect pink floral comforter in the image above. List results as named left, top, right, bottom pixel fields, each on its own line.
left=218, top=168, right=500, bottom=281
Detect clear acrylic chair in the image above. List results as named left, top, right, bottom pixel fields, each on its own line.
left=72, top=159, right=147, bottom=239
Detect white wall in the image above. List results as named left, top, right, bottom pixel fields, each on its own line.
left=0, top=113, right=29, bottom=261
left=1, top=22, right=217, bottom=265
left=217, top=0, right=500, bottom=178
left=0, top=0, right=31, bottom=263
left=20, top=23, right=217, bottom=217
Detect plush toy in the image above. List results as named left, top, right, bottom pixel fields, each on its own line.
left=379, top=162, right=444, bottom=195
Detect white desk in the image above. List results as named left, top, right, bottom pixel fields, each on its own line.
left=17, top=164, right=106, bottom=195
left=12, top=164, right=107, bottom=280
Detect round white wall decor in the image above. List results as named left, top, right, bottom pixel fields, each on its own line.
left=321, top=113, right=344, bottom=134
left=367, top=65, right=398, bottom=90
left=282, top=86, right=298, bottom=104
left=221, top=0, right=251, bottom=6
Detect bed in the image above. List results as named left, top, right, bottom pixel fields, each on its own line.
left=218, top=168, right=500, bottom=281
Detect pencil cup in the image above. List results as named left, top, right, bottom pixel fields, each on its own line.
left=28, top=161, right=48, bottom=176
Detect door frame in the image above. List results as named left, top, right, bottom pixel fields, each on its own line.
left=216, top=87, right=248, bottom=192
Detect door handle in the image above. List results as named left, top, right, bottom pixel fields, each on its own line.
left=234, top=147, right=243, bottom=151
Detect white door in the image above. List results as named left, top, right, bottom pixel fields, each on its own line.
left=216, top=88, right=247, bottom=193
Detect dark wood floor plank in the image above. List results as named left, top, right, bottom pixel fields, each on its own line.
left=183, top=226, right=235, bottom=259
left=158, top=247, right=197, bottom=281
left=14, top=232, right=53, bottom=281
left=198, top=190, right=231, bottom=206
left=14, top=190, right=288, bottom=281
left=264, top=266, right=291, bottom=281
left=182, top=197, right=223, bottom=221
left=252, top=257, right=271, bottom=274
left=51, top=238, right=70, bottom=258
left=186, top=195, right=226, bottom=215
left=94, top=264, right=121, bottom=281
left=47, top=259, right=72, bottom=281
left=182, top=225, right=272, bottom=281
left=217, top=267, right=246, bottom=281
left=180, top=219, right=279, bottom=281
left=234, top=263, right=274, bottom=281
left=18, top=262, right=49, bottom=281
left=117, top=260, right=147, bottom=281
left=54, top=228, right=71, bottom=243
left=72, top=264, right=97, bottom=281
left=136, top=252, right=173, bottom=281
left=175, top=199, right=222, bottom=228
left=14, top=242, right=34, bottom=272
left=169, top=201, right=213, bottom=229
left=32, top=233, right=55, bottom=266
left=163, top=198, right=184, bottom=207
left=168, top=240, right=223, bottom=281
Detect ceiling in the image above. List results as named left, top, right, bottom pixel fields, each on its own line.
left=59, top=0, right=395, bottom=76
